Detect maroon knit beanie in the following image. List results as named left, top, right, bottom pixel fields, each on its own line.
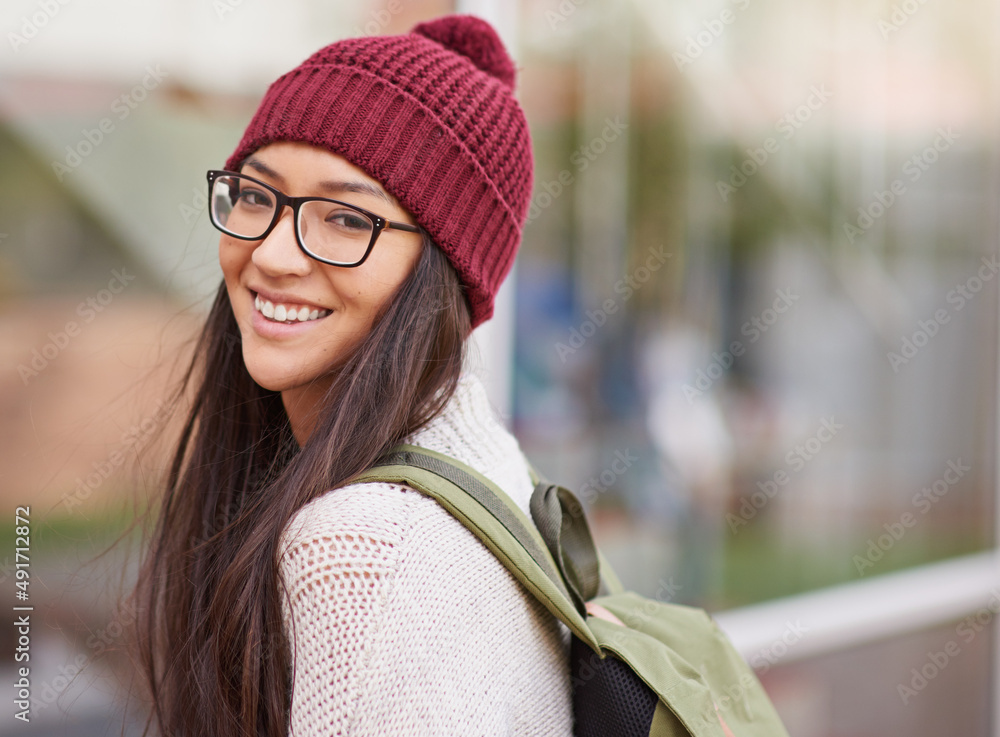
left=224, top=14, right=534, bottom=328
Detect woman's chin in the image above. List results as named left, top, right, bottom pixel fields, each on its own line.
left=250, top=375, right=294, bottom=393
left=242, top=358, right=308, bottom=394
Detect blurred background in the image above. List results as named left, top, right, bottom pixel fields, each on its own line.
left=1, top=0, right=998, bottom=734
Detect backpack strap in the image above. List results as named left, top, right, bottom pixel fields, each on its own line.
left=352, top=444, right=600, bottom=652
left=528, top=464, right=625, bottom=598
left=530, top=480, right=601, bottom=611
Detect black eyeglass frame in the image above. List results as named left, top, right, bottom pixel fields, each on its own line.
left=206, top=169, right=423, bottom=267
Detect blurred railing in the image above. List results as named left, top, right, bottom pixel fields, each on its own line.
left=715, top=550, right=1000, bottom=662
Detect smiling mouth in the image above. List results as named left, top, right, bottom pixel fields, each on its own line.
left=253, top=293, right=331, bottom=324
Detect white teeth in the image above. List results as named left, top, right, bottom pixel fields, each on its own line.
left=254, top=294, right=329, bottom=323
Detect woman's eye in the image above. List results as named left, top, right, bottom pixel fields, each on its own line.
left=325, top=210, right=370, bottom=232
left=237, top=188, right=273, bottom=209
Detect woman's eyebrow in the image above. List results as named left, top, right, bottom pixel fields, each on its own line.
left=316, top=179, right=396, bottom=208
left=243, top=157, right=282, bottom=183
left=241, top=157, right=396, bottom=208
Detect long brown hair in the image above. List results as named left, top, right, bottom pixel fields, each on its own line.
left=128, top=234, right=470, bottom=736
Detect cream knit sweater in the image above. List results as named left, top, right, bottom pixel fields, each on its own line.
left=277, top=371, right=574, bottom=736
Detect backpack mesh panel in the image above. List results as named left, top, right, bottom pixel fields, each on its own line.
left=570, top=634, right=659, bottom=737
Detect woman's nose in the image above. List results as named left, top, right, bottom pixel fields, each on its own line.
left=251, top=207, right=312, bottom=277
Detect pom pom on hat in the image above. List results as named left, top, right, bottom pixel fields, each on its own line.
left=412, top=15, right=518, bottom=90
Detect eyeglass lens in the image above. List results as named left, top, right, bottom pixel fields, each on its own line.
left=210, top=173, right=375, bottom=265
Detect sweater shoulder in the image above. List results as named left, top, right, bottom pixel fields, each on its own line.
left=403, top=371, right=536, bottom=514
left=278, top=370, right=537, bottom=590
left=276, top=479, right=439, bottom=616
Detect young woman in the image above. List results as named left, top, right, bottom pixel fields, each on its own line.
left=129, top=14, right=573, bottom=737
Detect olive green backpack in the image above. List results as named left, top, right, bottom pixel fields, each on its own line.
left=354, top=445, right=790, bottom=737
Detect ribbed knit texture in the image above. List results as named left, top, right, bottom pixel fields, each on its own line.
left=225, top=15, right=534, bottom=328
left=277, top=372, right=573, bottom=736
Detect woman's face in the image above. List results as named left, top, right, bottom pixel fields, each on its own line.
left=219, top=141, right=423, bottom=434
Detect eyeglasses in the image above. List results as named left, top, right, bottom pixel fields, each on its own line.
left=206, top=170, right=422, bottom=267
